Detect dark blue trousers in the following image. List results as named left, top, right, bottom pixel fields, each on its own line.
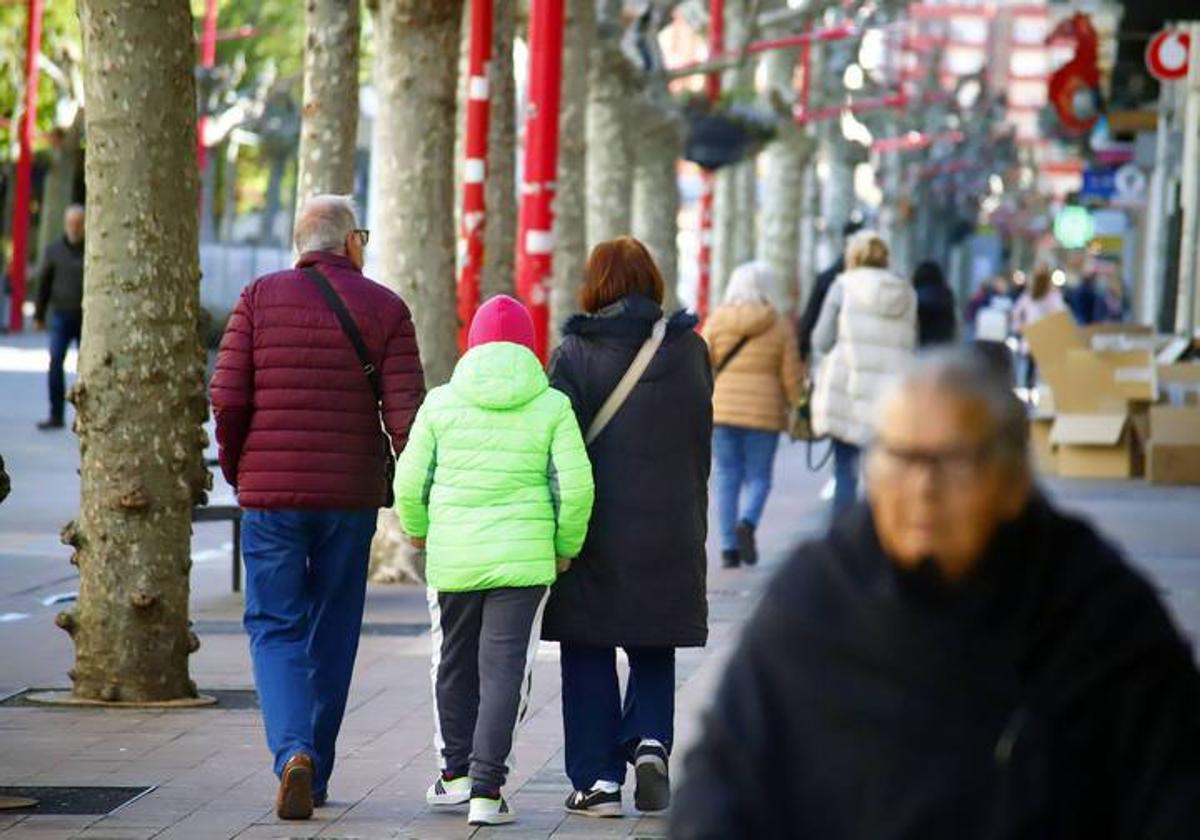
left=242, top=508, right=377, bottom=798
left=48, top=310, right=82, bottom=422
left=560, top=644, right=675, bottom=790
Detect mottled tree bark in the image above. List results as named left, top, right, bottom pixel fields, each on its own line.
left=68, top=0, right=209, bottom=703
left=550, top=0, right=594, bottom=344
left=37, top=115, right=83, bottom=258
left=712, top=166, right=737, bottom=304
left=760, top=47, right=814, bottom=313
left=732, top=160, right=756, bottom=271
left=375, top=0, right=462, bottom=387
left=712, top=0, right=755, bottom=302
left=296, top=0, right=361, bottom=217
left=632, top=98, right=683, bottom=311
left=482, top=0, right=516, bottom=299
left=586, top=0, right=636, bottom=248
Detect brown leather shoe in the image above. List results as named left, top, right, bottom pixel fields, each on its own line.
left=276, top=753, right=314, bottom=820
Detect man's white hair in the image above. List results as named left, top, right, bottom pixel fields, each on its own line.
left=873, top=347, right=1030, bottom=471
left=294, top=194, right=358, bottom=254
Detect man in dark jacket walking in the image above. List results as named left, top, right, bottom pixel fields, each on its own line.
left=210, top=195, right=425, bottom=820
left=33, top=205, right=86, bottom=430
left=672, top=348, right=1200, bottom=839
left=796, top=218, right=862, bottom=363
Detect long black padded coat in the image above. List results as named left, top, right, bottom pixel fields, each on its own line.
left=671, top=496, right=1200, bottom=839
left=542, top=294, right=713, bottom=648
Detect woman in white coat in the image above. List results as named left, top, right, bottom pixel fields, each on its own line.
left=811, top=231, right=917, bottom=518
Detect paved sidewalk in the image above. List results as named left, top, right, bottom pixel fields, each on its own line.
left=0, top=421, right=833, bottom=839
left=2, top=376, right=1200, bottom=839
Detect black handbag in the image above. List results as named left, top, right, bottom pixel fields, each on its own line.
left=302, top=267, right=396, bottom=508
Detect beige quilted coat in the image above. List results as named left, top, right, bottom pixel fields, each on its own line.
left=702, top=303, right=803, bottom=433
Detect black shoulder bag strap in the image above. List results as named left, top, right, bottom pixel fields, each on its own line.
left=714, top=335, right=752, bottom=376
left=302, top=266, right=395, bottom=507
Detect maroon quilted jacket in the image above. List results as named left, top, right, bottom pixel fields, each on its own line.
left=210, top=251, right=425, bottom=510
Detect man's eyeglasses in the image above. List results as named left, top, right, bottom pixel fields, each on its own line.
left=352, top=229, right=370, bottom=247
left=868, top=441, right=999, bottom=487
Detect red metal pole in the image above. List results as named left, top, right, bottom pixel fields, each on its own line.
left=515, top=0, right=564, bottom=362
left=9, top=0, right=43, bottom=332
left=457, top=0, right=494, bottom=352
left=696, top=0, right=723, bottom=325
left=197, top=0, right=218, bottom=173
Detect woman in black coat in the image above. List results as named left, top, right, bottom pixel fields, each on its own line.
left=545, top=236, right=713, bottom=817
left=912, top=260, right=958, bottom=347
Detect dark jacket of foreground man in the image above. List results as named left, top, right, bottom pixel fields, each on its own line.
left=671, top=496, right=1200, bottom=839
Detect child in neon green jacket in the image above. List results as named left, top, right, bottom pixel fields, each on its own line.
left=393, top=295, right=593, bottom=827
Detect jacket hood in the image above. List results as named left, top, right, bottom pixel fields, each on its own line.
left=561, top=294, right=698, bottom=342
left=450, top=341, right=549, bottom=410
left=710, top=302, right=777, bottom=338
left=841, top=267, right=913, bottom=318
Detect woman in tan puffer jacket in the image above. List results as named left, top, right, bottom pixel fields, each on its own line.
left=702, top=261, right=803, bottom=568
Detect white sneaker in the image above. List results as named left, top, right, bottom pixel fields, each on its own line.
left=468, top=794, right=515, bottom=826
left=426, top=774, right=471, bottom=806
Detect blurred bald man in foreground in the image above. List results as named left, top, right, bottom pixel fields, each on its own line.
left=673, top=348, right=1200, bottom=839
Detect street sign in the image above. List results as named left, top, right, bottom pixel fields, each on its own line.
left=1081, top=167, right=1117, bottom=200
left=1146, top=29, right=1191, bottom=82
left=1114, top=164, right=1148, bottom=204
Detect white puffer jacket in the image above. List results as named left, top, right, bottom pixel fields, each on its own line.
left=811, top=267, right=917, bottom=446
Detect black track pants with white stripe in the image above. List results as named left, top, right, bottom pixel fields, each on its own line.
left=427, top=585, right=550, bottom=790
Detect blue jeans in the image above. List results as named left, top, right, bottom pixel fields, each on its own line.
left=242, top=508, right=378, bottom=797
left=713, top=425, right=780, bottom=551
left=48, top=311, right=82, bottom=422
left=560, top=644, right=675, bottom=790
left=832, top=439, right=861, bottom=520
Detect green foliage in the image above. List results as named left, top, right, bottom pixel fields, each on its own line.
left=191, top=0, right=306, bottom=91
left=0, top=3, right=82, bottom=161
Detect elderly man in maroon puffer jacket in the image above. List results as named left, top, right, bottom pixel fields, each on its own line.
left=210, top=194, right=424, bottom=820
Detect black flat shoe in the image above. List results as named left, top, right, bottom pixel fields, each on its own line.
left=736, top=520, right=758, bottom=566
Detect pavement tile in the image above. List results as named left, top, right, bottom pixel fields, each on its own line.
left=4, top=409, right=1199, bottom=840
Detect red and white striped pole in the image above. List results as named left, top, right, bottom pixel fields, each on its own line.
left=457, top=0, right=494, bottom=352
left=515, top=0, right=564, bottom=362
left=8, top=0, right=43, bottom=332
left=696, top=0, right=723, bottom=325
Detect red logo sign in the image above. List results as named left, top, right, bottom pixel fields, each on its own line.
left=1146, top=29, right=1190, bottom=82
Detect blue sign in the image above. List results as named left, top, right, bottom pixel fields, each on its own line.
left=1081, top=167, right=1117, bottom=200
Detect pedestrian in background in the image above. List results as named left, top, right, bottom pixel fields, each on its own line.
left=673, top=349, right=1200, bottom=839
left=797, top=217, right=863, bottom=364
left=544, top=236, right=712, bottom=818
left=1012, top=265, right=1066, bottom=389
left=33, top=205, right=85, bottom=431
left=394, top=295, right=594, bottom=828
left=1068, top=270, right=1109, bottom=325
left=702, top=260, right=802, bottom=568
left=911, top=260, right=957, bottom=347
left=210, top=195, right=424, bottom=820
left=811, top=230, right=916, bottom=519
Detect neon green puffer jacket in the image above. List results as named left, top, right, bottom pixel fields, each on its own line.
left=393, top=341, right=594, bottom=592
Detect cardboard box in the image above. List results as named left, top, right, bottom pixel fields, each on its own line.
left=1147, top=406, right=1200, bottom=485
left=1083, top=323, right=1154, bottom=337
left=1029, top=417, right=1057, bottom=475
left=1051, top=414, right=1135, bottom=479
left=1159, top=363, right=1200, bottom=407
left=1025, top=312, right=1087, bottom=372
left=1067, top=348, right=1156, bottom=404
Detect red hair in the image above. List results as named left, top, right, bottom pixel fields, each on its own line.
left=580, top=237, right=665, bottom=313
